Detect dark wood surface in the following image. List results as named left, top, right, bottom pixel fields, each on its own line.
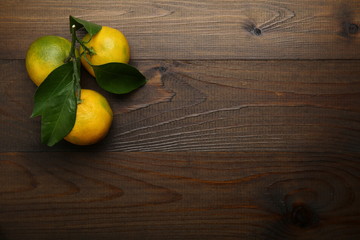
left=0, top=0, right=359, bottom=239
left=2, top=0, right=360, bottom=60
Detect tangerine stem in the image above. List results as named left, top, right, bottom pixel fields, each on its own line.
left=65, top=25, right=77, bottom=63
left=69, top=24, right=82, bottom=103
left=76, top=35, right=96, bottom=56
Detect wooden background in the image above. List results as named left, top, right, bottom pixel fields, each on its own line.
left=1, top=0, right=359, bottom=239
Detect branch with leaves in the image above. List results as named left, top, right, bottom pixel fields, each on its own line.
left=31, top=16, right=147, bottom=146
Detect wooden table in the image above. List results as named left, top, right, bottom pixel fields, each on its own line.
left=1, top=0, right=359, bottom=239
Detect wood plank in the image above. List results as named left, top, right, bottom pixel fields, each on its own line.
left=0, top=152, right=359, bottom=240
left=1, top=0, right=359, bottom=60
left=1, top=59, right=360, bottom=152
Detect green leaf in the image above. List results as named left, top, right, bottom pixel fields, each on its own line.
left=93, top=63, right=147, bottom=94
left=73, top=57, right=82, bottom=103
left=31, top=62, right=74, bottom=117
left=40, top=81, right=77, bottom=146
left=31, top=61, right=77, bottom=147
left=69, top=15, right=102, bottom=36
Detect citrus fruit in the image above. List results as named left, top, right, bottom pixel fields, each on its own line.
left=80, top=26, right=130, bottom=77
left=26, top=35, right=71, bottom=86
left=64, top=89, right=113, bottom=145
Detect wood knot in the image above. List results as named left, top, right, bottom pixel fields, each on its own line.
left=348, top=23, right=359, bottom=34
left=253, top=28, right=262, bottom=36
left=243, top=22, right=262, bottom=36
left=290, top=204, right=319, bottom=228
left=342, top=22, right=359, bottom=37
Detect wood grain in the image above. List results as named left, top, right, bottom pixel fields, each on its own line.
left=1, top=59, right=359, bottom=152
left=1, top=0, right=360, bottom=239
left=1, top=0, right=359, bottom=60
left=0, top=152, right=359, bottom=240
